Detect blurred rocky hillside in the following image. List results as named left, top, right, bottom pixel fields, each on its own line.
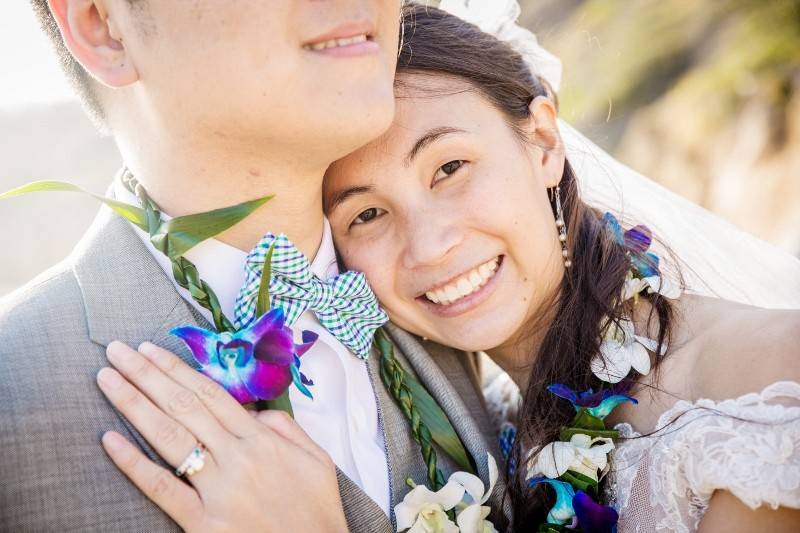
left=521, top=0, right=800, bottom=253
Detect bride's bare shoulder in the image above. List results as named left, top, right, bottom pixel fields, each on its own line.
left=665, top=294, right=800, bottom=402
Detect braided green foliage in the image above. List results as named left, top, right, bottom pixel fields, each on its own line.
left=375, top=328, right=446, bottom=491
left=122, top=172, right=235, bottom=332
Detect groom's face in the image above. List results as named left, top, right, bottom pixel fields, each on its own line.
left=119, top=0, right=400, bottom=156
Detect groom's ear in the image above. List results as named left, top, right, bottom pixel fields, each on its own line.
left=526, top=95, right=565, bottom=188
left=48, top=0, right=139, bottom=88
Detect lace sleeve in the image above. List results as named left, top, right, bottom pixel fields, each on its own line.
left=674, top=381, right=800, bottom=511
left=611, top=381, right=800, bottom=533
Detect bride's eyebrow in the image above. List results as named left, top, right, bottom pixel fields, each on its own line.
left=327, top=185, right=374, bottom=213
left=405, top=126, right=467, bottom=165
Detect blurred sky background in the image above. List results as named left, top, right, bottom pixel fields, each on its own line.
left=1, top=0, right=799, bottom=297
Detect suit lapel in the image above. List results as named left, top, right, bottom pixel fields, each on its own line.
left=382, top=323, right=507, bottom=516
left=72, top=207, right=395, bottom=532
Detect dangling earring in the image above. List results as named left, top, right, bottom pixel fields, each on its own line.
left=552, top=186, right=572, bottom=268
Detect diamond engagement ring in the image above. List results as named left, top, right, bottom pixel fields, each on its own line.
left=175, top=444, right=207, bottom=477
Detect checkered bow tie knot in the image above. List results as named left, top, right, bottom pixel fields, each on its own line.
left=234, top=233, right=388, bottom=359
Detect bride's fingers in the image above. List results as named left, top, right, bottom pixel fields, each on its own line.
left=137, top=342, right=257, bottom=437
left=255, top=410, right=332, bottom=465
left=97, top=367, right=219, bottom=481
left=106, top=342, right=233, bottom=451
left=101, top=431, right=203, bottom=530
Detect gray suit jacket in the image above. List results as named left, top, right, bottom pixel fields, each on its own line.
left=0, top=207, right=505, bottom=532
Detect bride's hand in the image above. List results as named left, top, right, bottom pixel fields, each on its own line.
left=97, top=341, right=348, bottom=533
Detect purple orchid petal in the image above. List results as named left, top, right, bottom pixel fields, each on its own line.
left=239, top=307, right=286, bottom=345
left=624, top=225, right=652, bottom=253
left=295, top=330, right=319, bottom=358
left=602, top=213, right=624, bottom=245
left=170, top=326, right=217, bottom=366
left=573, top=491, right=618, bottom=533
left=586, top=394, right=638, bottom=419
left=575, top=388, right=606, bottom=408
left=243, top=358, right=293, bottom=401
left=300, top=371, right=314, bottom=386
left=252, top=327, right=295, bottom=365
left=548, top=384, right=579, bottom=405
left=201, top=363, right=258, bottom=404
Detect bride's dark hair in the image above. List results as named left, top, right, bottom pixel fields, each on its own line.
left=397, top=4, right=678, bottom=528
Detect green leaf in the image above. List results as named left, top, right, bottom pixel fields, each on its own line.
left=374, top=329, right=475, bottom=473
left=401, top=365, right=474, bottom=473
left=0, top=180, right=148, bottom=230
left=559, top=427, right=620, bottom=441
left=259, top=390, right=294, bottom=418
left=256, top=242, right=276, bottom=317
left=151, top=195, right=273, bottom=258
left=570, top=408, right=606, bottom=430
left=560, top=470, right=598, bottom=493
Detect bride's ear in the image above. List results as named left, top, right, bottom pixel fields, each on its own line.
left=526, top=95, right=565, bottom=188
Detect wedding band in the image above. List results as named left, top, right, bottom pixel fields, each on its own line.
left=175, top=443, right=206, bottom=477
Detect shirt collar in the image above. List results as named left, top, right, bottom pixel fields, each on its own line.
left=112, top=178, right=338, bottom=322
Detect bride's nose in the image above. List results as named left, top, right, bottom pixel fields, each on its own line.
left=401, top=210, right=463, bottom=269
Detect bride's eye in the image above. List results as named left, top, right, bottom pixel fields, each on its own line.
left=432, top=160, right=465, bottom=185
left=351, top=207, right=385, bottom=226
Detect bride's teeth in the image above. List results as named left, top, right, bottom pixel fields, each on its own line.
left=424, top=257, right=502, bottom=305
left=456, top=279, right=473, bottom=297
left=469, top=272, right=482, bottom=286
left=445, top=285, right=461, bottom=302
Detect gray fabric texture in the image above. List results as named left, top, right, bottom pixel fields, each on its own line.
left=0, top=206, right=503, bottom=532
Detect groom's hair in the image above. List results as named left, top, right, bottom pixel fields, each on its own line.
left=29, top=0, right=147, bottom=129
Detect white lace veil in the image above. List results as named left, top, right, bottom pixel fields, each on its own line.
left=438, top=0, right=800, bottom=309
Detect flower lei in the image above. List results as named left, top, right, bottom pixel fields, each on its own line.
left=521, top=213, right=681, bottom=533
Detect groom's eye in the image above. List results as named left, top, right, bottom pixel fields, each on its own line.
left=352, top=207, right=385, bottom=226
left=432, top=160, right=465, bottom=186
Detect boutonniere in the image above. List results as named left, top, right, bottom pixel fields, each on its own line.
left=172, top=307, right=317, bottom=404
left=395, top=455, right=499, bottom=533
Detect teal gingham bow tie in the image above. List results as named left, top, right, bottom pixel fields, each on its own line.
left=234, top=233, right=388, bottom=359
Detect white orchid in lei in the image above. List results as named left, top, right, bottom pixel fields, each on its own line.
left=526, top=434, right=615, bottom=482
left=591, top=317, right=666, bottom=384
left=621, top=271, right=682, bottom=301
left=451, top=455, right=499, bottom=533
left=395, top=480, right=463, bottom=533
left=395, top=455, right=499, bottom=533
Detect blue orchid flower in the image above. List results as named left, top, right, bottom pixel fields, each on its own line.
left=171, top=307, right=317, bottom=404
left=528, top=478, right=578, bottom=527
left=573, top=491, right=619, bottom=533
left=603, top=212, right=660, bottom=277
left=547, top=384, right=638, bottom=420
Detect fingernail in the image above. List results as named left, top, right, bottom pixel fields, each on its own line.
left=106, top=341, right=129, bottom=362
left=97, top=367, right=124, bottom=389
left=102, top=431, right=125, bottom=451
left=138, top=342, right=156, bottom=358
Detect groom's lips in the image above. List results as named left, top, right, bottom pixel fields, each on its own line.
left=302, top=20, right=378, bottom=58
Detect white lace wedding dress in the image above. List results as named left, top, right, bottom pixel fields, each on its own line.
left=484, top=375, right=800, bottom=532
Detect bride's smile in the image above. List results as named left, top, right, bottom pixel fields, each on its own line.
left=325, top=74, right=567, bottom=354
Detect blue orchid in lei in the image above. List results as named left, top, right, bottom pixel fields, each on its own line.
left=548, top=384, right=638, bottom=420
left=529, top=478, right=619, bottom=533
left=603, top=212, right=659, bottom=277
left=171, top=307, right=317, bottom=404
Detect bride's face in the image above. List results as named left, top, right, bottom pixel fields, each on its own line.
left=325, top=74, right=566, bottom=352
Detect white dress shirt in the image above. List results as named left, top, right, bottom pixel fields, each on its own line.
left=114, top=181, right=390, bottom=515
